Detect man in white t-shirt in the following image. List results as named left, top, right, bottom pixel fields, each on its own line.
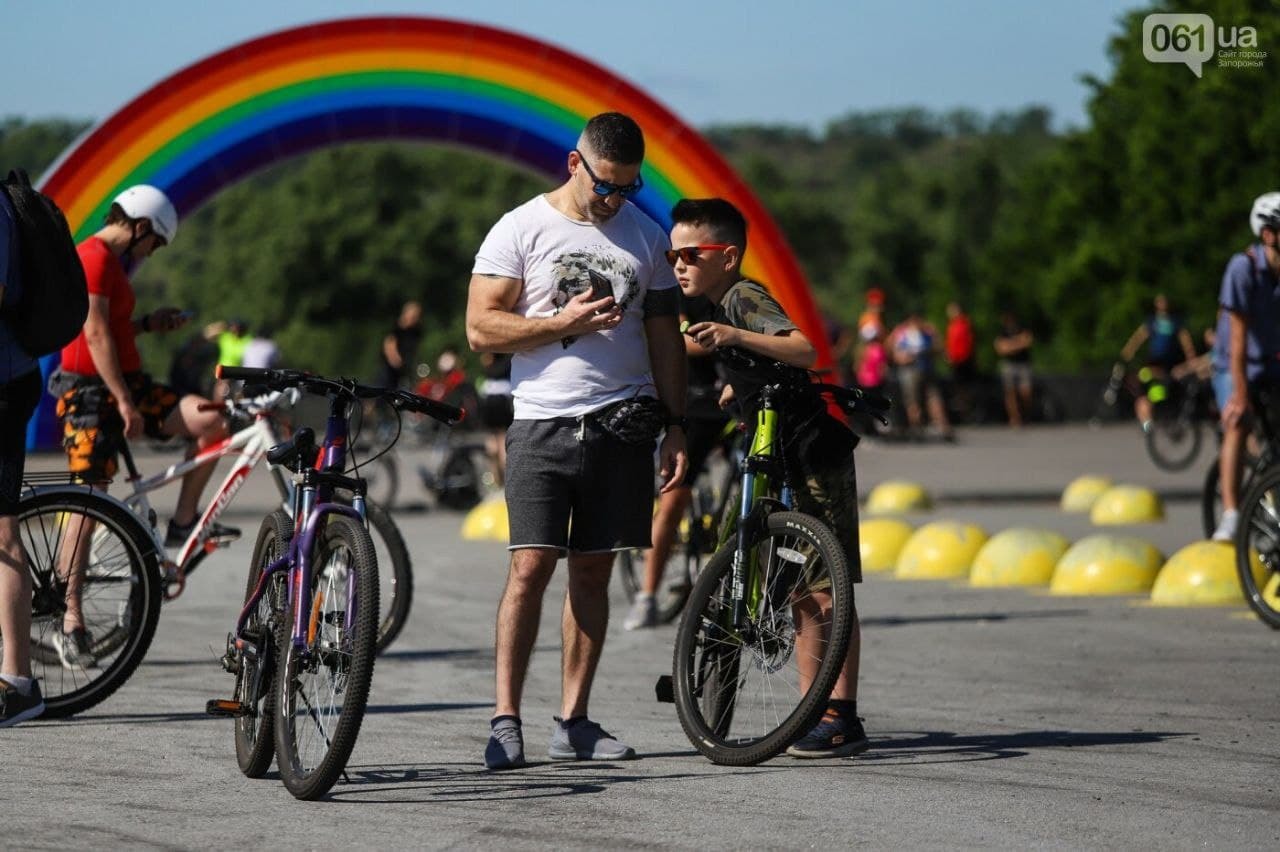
left=467, top=112, right=688, bottom=769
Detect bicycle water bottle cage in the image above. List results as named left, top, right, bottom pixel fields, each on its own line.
left=267, top=426, right=316, bottom=469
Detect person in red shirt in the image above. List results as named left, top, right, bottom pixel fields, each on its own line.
left=51, top=185, right=229, bottom=666
left=945, top=301, right=977, bottom=418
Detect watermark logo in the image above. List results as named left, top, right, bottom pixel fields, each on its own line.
left=1142, top=13, right=1263, bottom=78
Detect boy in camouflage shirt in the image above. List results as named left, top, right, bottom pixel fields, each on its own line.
left=668, top=198, right=867, bottom=758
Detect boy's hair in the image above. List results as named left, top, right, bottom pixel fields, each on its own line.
left=670, top=198, right=749, bottom=255
left=580, top=113, right=645, bottom=165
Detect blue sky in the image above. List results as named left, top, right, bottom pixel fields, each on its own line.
left=3, top=0, right=1142, bottom=131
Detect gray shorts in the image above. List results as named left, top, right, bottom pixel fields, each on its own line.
left=1000, top=361, right=1033, bottom=390
left=505, top=417, right=655, bottom=553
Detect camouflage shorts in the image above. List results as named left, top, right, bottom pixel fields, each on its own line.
left=56, top=372, right=180, bottom=481
left=790, top=457, right=862, bottom=583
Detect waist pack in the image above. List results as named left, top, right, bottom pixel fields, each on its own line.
left=0, top=169, right=89, bottom=357
left=595, top=395, right=667, bottom=446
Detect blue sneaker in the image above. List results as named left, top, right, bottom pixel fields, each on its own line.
left=485, top=716, right=526, bottom=770
left=0, top=681, right=45, bottom=728
left=786, top=711, right=869, bottom=758
left=548, top=716, right=636, bottom=761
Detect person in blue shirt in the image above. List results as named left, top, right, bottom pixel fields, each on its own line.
left=1210, top=192, right=1280, bottom=541
left=0, top=190, right=46, bottom=727
left=1117, top=293, right=1197, bottom=427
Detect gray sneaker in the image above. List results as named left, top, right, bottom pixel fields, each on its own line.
left=485, top=716, right=526, bottom=770
left=54, top=628, right=97, bottom=670
left=548, top=716, right=637, bottom=761
left=623, top=595, right=657, bottom=631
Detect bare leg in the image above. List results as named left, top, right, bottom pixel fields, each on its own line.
left=642, top=487, right=692, bottom=595
left=794, top=590, right=858, bottom=698
left=494, top=547, right=558, bottom=719
left=1004, top=386, right=1022, bottom=427
left=163, top=396, right=227, bottom=526
left=0, top=517, right=32, bottom=677
left=1220, top=421, right=1247, bottom=511
left=560, top=551, right=614, bottom=719
left=56, top=509, right=95, bottom=633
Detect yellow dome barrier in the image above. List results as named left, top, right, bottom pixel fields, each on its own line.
left=1089, top=485, right=1164, bottom=525
left=461, top=494, right=509, bottom=542
left=970, top=527, right=1070, bottom=587
left=1060, top=476, right=1112, bottom=513
left=1050, top=535, right=1163, bottom=595
left=894, top=521, right=988, bottom=580
left=1150, top=541, right=1264, bottom=607
left=866, top=480, right=932, bottom=515
left=859, top=518, right=914, bottom=574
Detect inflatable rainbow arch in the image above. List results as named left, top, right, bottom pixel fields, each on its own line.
left=32, top=17, right=828, bottom=444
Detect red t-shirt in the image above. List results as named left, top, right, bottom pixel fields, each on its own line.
left=946, top=315, right=975, bottom=365
left=61, top=237, right=142, bottom=375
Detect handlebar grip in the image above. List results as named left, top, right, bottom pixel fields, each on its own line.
left=216, top=365, right=273, bottom=382
left=393, top=390, right=466, bottom=426
left=196, top=402, right=224, bottom=413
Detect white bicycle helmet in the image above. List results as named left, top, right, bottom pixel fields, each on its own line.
left=1249, top=191, right=1280, bottom=237
left=113, top=184, right=178, bottom=244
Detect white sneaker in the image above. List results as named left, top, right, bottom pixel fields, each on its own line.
left=1212, top=509, right=1240, bottom=542
left=623, top=595, right=657, bottom=631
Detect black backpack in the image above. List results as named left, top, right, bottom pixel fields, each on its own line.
left=0, top=169, right=89, bottom=356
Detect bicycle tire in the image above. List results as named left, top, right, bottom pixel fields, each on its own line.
left=1201, top=459, right=1222, bottom=539
left=19, top=490, right=162, bottom=718
left=275, top=514, right=378, bottom=800
left=673, top=510, right=852, bottom=765
left=1234, top=466, right=1280, bottom=629
left=1144, top=413, right=1203, bottom=472
left=615, top=547, right=697, bottom=625
left=361, top=454, right=399, bottom=510
left=234, top=510, right=291, bottom=778
left=436, top=448, right=482, bottom=511
left=365, top=500, right=413, bottom=654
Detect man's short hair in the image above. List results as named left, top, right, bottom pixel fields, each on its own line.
left=670, top=198, right=749, bottom=255
left=580, top=113, right=645, bottom=165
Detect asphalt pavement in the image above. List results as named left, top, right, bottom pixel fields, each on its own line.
left=5, top=423, right=1278, bottom=849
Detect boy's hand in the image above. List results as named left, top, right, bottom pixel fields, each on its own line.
left=685, top=321, right=741, bottom=352
left=718, top=384, right=736, bottom=409
left=559, top=288, right=622, bottom=336
left=148, top=307, right=191, bottom=334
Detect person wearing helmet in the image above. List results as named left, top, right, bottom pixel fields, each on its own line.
left=1209, top=192, right=1280, bottom=541
left=49, top=185, right=232, bottom=666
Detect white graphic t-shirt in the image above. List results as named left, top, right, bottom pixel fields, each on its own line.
left=473, top=195, right=677, bottom=419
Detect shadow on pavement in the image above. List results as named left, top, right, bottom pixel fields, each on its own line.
left=862, top=609, right=1090, bottom=628
left=326, top=761, right=770, bottom=804
left=858, top=729, right=1190, bottom=765
left=377, top=645, right=556, bottom=663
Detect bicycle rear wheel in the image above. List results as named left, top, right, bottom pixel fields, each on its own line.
left=673, top=511, right=852, bottom=765
left=275, top=514, right=378, bottom=800
left=233, top=510, right=291, bottom=778
left=365, top=500, right=413, bottom=654
left=18, top=490, right=162, bottom=718
left=1235, top=466, right=1280, bottom=629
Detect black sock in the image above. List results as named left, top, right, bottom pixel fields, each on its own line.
left=828, top=699, right=857, bottom=718
left=558, top=715, right=587, bottom=728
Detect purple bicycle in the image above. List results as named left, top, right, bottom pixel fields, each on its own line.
left=205, top=365, right=464, bottom=800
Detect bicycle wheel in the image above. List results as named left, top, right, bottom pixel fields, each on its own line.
left=436, top=448, right=481, bottom=510
left=361, top=454, right=399, bottom=510
left=365, top=500, right=413, bottom=654
left=274, top=514, right=378, bottom=800
left=1234, top=467, right=1280, bottom=629
left=673, top=510, right=852, bottom=765
left=1145, top=410, right=1203, bottom=471
left=234, top=510, right=291, bottom=778
left=1201, top=452, right=1262, bottom=538
left=18, top=490, right=162, bottom=718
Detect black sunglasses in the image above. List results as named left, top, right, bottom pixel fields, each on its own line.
left=573, top=149, right=644, bottom=198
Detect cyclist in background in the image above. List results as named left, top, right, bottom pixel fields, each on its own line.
left=623, top=292, right=731, bottom=630
left=1116, top=293, right=1197, bottom=429
left=1210, top=192, right=1280, bottom=541
left=671, top=197, right=869, bottom=759
left=476, top=351, right=514, bottom=486
left=375, top=300, right=423, bottom=390
left=50, top=185, right=231, bottom=666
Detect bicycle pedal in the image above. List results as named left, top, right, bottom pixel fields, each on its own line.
left=206, top=699, right=250, bottom=718
left=654, top=675, right=675, bottom=704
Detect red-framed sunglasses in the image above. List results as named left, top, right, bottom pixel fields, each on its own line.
left=664, top=244, right=731, bottom=267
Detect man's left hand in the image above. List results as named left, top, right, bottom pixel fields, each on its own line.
left=149, top=307, right=191, bottom=334
left=657, top=428, right=688, bottom=494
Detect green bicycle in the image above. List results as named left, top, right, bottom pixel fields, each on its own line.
left=671, top=352, right=888, bottom=765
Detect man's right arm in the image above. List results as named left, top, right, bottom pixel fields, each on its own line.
left=83, top=294, right=142, bottom=437
left=465, top=273, right=621, bottom=353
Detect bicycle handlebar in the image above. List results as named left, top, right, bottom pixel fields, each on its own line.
left=216, top=365, right=466, bottom=426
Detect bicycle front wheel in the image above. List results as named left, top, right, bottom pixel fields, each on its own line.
left=1145, top=411, right=1203, bottom=471
left=234, top=510, right=291, bottom=778
left=275, top=514, right=378, bottom=800
left=1235, top=467, right=1280, bottom=629
left=19, top=490, right=162, bottom=718
left=673, top=511, right=853, bottom=765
